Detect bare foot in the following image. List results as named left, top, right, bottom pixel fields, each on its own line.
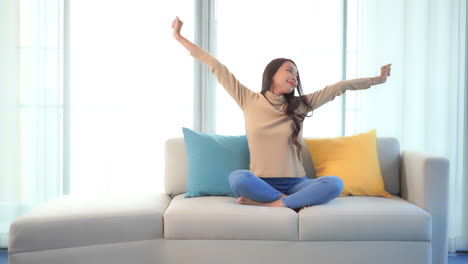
left=237, top=196, right=285, bottom=207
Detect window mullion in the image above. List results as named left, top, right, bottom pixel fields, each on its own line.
left=341, top=0, right=348, bottom=136
left=194, top=0, right=217, bottom=133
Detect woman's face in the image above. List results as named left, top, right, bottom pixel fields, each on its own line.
left=270, top=61, right=298, bottom=96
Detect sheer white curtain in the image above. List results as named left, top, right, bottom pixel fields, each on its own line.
left=0, top=0, right=63, bottom=248
left=214, top=0, right=345, bottom=137
left=69, top=1, right=194, bottom=195
left=345, top=0, right=467, bottom=252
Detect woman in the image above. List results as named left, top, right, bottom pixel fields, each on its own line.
left=172, top=16, right=391, bottom=209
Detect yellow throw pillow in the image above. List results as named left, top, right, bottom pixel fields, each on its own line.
left=304, top=130, right=391, bottom=198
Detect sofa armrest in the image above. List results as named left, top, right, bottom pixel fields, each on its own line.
left=400, top=150, right=449, bottom=264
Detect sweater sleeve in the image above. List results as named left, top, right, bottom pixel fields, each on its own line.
left=190, top=45, right=256, bottom=110
left=305, top=78, right=372, bottom=111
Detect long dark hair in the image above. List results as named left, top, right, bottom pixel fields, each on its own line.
left=261, top=58, right=312, bottom=157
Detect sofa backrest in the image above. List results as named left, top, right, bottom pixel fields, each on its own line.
left=165, top=137, right=400, bottom=197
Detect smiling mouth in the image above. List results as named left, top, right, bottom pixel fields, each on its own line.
left=288, top=81, right=295, bottom=87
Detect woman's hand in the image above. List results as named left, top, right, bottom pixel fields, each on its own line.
left=171, top=16, right=195, bottom=52
left=370, top=64, right=392, bottom=85
left=172, top=16, right=183, bottom=40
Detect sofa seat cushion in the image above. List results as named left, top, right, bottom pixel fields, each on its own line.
left=9, top=193, right=171, bottom=253
left=164, top=194, right=298, bottom=241
left=299, top=196, right=431, bottom=241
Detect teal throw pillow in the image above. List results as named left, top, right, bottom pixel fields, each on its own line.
left=182, top=127, right=250, bottom=198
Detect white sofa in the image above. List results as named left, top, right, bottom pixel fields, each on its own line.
left=8, top=137, right=449, bottom=264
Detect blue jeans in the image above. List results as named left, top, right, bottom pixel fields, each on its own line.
left=228, top=170, right=344, bottom=209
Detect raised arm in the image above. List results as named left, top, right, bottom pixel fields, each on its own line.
left=172, top=16, right=195, bottom=52
left=171, top=16, right=256, bottom=109
left=305, top=64, right=392, bottom=111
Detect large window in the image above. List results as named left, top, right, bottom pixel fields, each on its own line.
left=69, top=0, right=194, bottom=194
left=214, top=0, right=344, bottom=137
left=1, top=0, right=64, bottom=247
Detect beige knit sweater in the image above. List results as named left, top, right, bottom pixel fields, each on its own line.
left=190, top=46, right=371, bottom=178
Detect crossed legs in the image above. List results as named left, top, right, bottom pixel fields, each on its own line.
left=228, top=170, right=343, bottom=209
